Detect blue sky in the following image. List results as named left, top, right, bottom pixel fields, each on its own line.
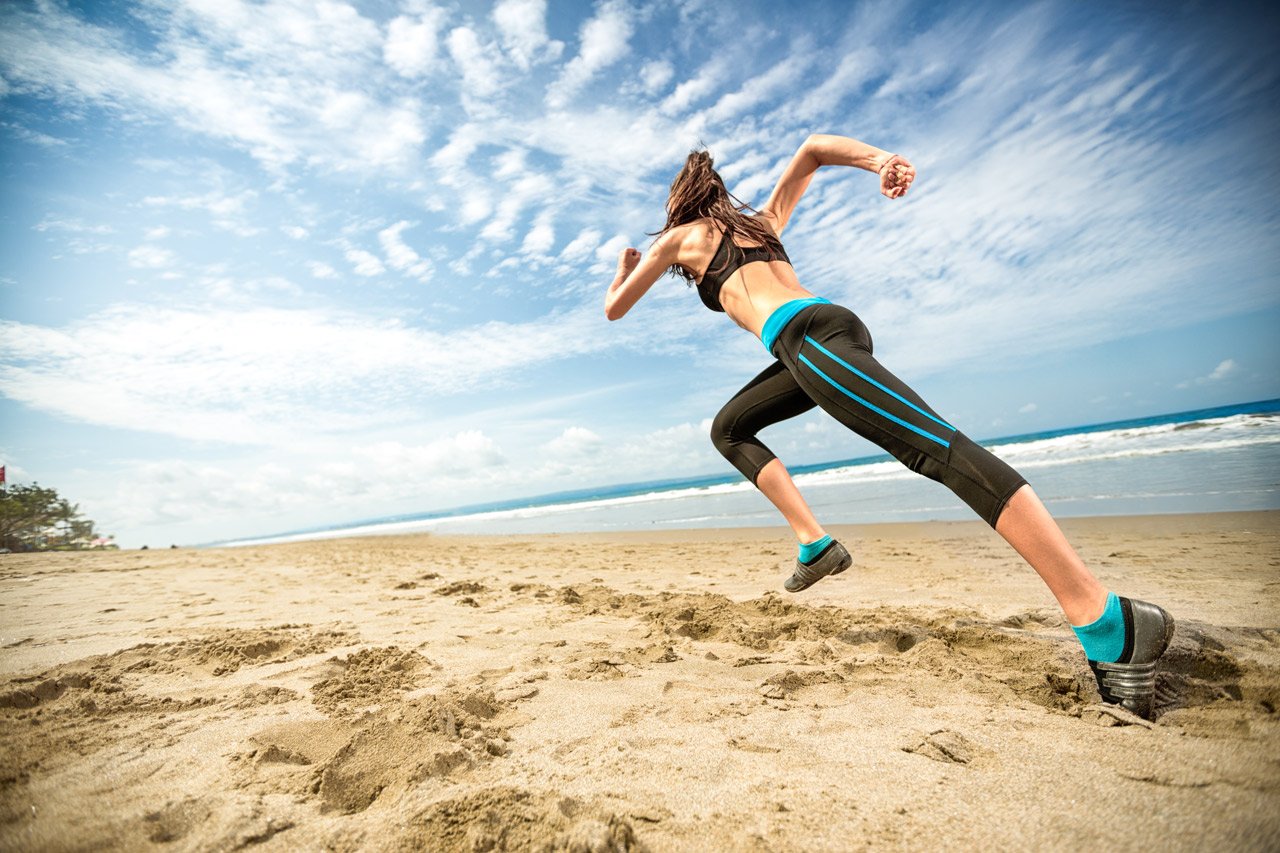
left=0, top=0, right=1277, bottom=547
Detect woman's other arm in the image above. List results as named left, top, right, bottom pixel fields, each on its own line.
left=604, top=230, right=681, bottom=320
left=761, top=134, right=915, bottom=234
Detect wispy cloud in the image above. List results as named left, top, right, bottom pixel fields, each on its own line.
left=1177, top=359, right=1237, bottom=389
left=0, top=300, right=661, bottom=444
left=447, top=26, right=505, bottom=101
left=384, top=5, right=448, bottom=78
left=2, top=119, right=69, bottom=147
left=127, top=245, right=174, bottom=268
left=0, top=0, right=426, bottom=172
left=308, top=261, right=338, bottom=279
left=34, top=216, right=111, bottom=234
left=519, top=209, right=556, bottom=257
left=143, top=189, right=260, bottom=235
left=378, top=221, right=433, bottom=282
left=493, top=0, right=562, bottom=70
left=636, top=59, right=673, bottom=95
left=545, top=0, right=634, bottom=108
left=345, top=248, right=385, bottom=277
left=104, top=429, right=507, bottom=531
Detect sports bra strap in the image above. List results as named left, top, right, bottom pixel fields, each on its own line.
left=696, top=232, right=791, bottom=312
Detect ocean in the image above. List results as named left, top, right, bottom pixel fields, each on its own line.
left=222, top=399, right=1280, bottom=546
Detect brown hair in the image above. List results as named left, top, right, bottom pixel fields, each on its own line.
left=654, top=149, right=784, bottom=284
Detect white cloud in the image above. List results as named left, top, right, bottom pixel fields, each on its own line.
left=143, top=190, right=251, bottom=218
left=660, top=57, right=727, bottom=115
left=511, top=104, right=691, bottom=193
left=492, top=147, right=528, bottom=178
left=106, top=430, right=507, bottom=532
left=345, top=248, right=385, bottom=276
left=1018, top=402, right=1037, bottom=414
left=1208, top=359, right=1237, bottom=381
left=0, top=301, right=659, bottom=445
left=526, top=418, right=717, bottom=485
left=546, top=426, right=603, bottom=458
left=308, top=261, right=338, bottom=279
left=560, top=227, right=602, bottom=261
left=459, top=191, right=494, bottom=226
left=384, top=6, right=447, bottom=78
left=520, top=209, right=556, bottom=256
left=479, top=171, right=555, bottom=243
left=2, top=120, right=69, bottom=148
left=493, top=0, right=563, bottom=70
left=428, top=122, right=484, bottom=171
left=378, top=221, right=433, bottom=281
left=619, top=419, right=714, bottom=472
left=703, top=54, right=810, bottom=124
left=357, top=432, right=506, bottom=477
left=446, top=26, right=504, bottom=99
left=0, top=1, right=425, bottom=173
left=143, top=189, right=260, bottom=235
left=1177, top=358, right=1238, bottom=389
left=545, top=0, right=634, bottom=108
left=35, top=216, right=112, bottom=234
left=66, top=239, right=115, bottom=255
left=595, top=233, right=631, bottom=267
left=127, top=245, right=175, bottom=268
left=788, top=46, right=878, bottom=123
left=283, top=225, right=309, bottom=239
left=638, top=59, right=674, bottom=94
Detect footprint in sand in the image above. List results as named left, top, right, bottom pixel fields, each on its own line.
left=901, top=730, right=989, bottom=765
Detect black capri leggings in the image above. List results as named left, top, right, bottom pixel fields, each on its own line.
left=710, top=302, right=1026, bottom=527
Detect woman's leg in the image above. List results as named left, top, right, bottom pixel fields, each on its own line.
left=766, top=305, right=1172, bottom=715
left=712, top=315, right=1106, bottom=624
left=755, top=458, right=825, bottom=542
left=711, top=361, right=854, bottom=591
left=710, top=361, right=825, bottom=542
left=995, top=484, right=1108, bottom=625
left=777, top=306, right=1111, bottom=620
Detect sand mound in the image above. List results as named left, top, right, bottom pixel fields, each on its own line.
left=401, top=787, right=646, bottom=852
left=309, top=688, right=512, bottom=815
left=311, top=646, right=434, bottom=717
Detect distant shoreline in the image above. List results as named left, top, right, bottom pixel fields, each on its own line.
left=210, top=398, right=1280, bottom=549
left=213, top=508, right=1280, bottom=551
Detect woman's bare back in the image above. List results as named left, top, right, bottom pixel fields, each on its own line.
left=678, top=217, right=815, bottom=338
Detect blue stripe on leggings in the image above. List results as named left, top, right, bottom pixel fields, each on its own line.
left=797, top=353, right=951, bottom=448
left=803, top=336, right=956, bottom=434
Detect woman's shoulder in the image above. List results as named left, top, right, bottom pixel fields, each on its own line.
left=668, top=218, right=716, bottom=239
left=752, top=209, right=782, bottom=237
left=659, top=218, right=719, bottom=253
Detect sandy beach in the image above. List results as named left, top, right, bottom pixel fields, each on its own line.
left=1, top=511, right=1277, bottom=851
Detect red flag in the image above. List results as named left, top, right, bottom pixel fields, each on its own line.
left=0, top=466, right=5, bottom=485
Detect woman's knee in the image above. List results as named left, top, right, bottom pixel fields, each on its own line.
left=709, top=407, right=738, bottom=459
left=941, top=433, right=1028, bottom=526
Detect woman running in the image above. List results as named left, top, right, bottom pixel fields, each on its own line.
left=603, top=134, right=1174, bottom=719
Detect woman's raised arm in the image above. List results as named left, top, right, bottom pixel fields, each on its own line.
left=761, top=134, right=915, bottom=234
left=603, top=231, right=682, bottom=320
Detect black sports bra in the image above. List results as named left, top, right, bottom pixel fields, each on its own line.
left=695, top=231, right=792, bottom=312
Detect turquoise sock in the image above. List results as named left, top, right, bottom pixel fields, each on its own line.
left=1071, top=592, right=1126, bottom=662
left=798, top=535, right=833, bottom=564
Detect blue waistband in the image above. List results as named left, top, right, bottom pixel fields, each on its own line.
left=761, top=297, right=830, bottom=353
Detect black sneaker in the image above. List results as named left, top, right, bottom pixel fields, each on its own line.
left=1087, top=597, right=1175, bottom=720
left=784, top=540, right=852, bottom=593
